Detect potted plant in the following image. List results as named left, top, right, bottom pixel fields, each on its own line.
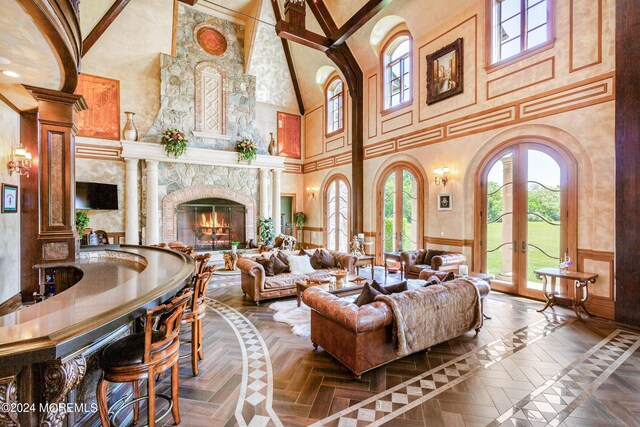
left=75, top=210, right=89, bottom=245
left=235, top=138, right=258, bottom=164
left=258, top=217, right=275, bottom=245
left=230, top=240, right=239, bottom=253
left=161, top=128, right=188, bottom=158
left=293, top=211, right=307, bottom=229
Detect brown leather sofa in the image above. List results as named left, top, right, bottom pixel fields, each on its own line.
left=302, top=278, right=488, bottom=378
left=400, top=249, right=466, bottom=279
left=237, top=250, right=357, bottom=305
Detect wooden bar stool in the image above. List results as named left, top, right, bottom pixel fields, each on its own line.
left=181, top=269, right=214, bottom=376
left=96, top=290, right=192, bottom=427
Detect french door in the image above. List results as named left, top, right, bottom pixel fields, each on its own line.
left=479, top=143, right=574, bottom=298
left=378, top=164, right=423, bottom=254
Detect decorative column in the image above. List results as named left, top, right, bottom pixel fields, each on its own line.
left=145, top=160, right=159, bottom=245
left=40, top=356, right=87, bottom=426
left=259, top=168, right=270, bottom=219
left=272, top=169, right=282, bottom=235
left=125, top=158, right=140, bottom=245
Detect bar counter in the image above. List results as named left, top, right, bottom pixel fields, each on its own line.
left=0, top=245, right=195, bottom=426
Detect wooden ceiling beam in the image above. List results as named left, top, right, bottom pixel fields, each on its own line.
left=270, top=1, right=305, bottom=115
left=82, top=0, right=132, bottom=57
left=331, top=0, right=393, bottom=46
left=275, top=21, right=331, bottom=52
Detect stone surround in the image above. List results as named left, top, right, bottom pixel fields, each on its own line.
left=161, top=183, right=257, bottom=243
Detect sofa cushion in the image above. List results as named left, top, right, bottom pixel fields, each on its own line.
left=263, top=273, right=307, bottom=290
left=272, top=254, right=288, bottom=275
left=408, top=264, right=432, bottom=275
left=255, top=257, right=275, bottom=276
left=288, top=255, right=315, bottom=275
left=423, top=276, right=441, bottom=286
left=420, top=270, right=456, bottom=282
left=307, top=269, right=334, bottom=280
left=355, top=283, right=382, bottom=307
left=372, top=280, right=408, bottom=295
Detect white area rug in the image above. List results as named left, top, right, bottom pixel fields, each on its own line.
left=269, top=295, right=358, bottom=337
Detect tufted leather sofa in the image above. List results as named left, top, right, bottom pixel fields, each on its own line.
left=400, top=249, right=467, bottom=279
left=302, top=278, right=489, bottom=378
left=237, top=249, right=357, bottom=305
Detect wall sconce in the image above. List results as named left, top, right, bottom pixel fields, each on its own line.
left=7, top=145, right=32, bottom=177
left=433, top=167, right=449, bottom=188
left=306, top=187, right=318, bottom=198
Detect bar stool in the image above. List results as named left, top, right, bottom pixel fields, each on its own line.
left=181, top=269, right=214, bottom=376
left=96, top=290, right=192, bottom=427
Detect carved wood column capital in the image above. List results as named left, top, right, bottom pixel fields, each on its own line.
left=0, top=375, right=19, bottom=426
left=39, top=355, right=87, bottom=427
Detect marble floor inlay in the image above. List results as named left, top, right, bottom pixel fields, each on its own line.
left=151, top=270, right=640, bottom=426
left=491, top=329, right=640, bottom=426
left=311, top=315, right=573, bottom=426
left=206, top=298, right=284, bottom=427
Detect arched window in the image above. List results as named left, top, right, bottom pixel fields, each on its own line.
left=383, top=34, right=412, bottom=110
left=325, top=77, right=344, bottom=135
left=325, top=175, right=350, bottom=252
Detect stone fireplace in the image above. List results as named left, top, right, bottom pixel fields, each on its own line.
left=161, top=184, right=256, bottom=245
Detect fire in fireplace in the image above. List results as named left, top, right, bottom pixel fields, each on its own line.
left=176, top=198, right=246, bottom=251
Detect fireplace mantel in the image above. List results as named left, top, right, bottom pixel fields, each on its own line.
left=121, top=140, right=285, bottom=170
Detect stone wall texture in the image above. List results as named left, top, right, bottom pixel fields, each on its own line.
left=142, top=5, right=265, bottom=151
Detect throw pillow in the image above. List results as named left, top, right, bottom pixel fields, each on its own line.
left=298, top=248, right=309, bottom=256
left=272, top=253, right=288, bottom=275
left=441, top=271, right=456, bottom=282
left=288, top=255, right=315, bottom=275
left=371, top=280, right=408, bottom=295
left=316, top=248, right=336, bottom=268
left=277, top=251, right=290, bottom=272
left=255, top=257, right=274, bottom=276
left=354, top=283, right=382, bottom=307
left=309, top=250, right=324, bottom=270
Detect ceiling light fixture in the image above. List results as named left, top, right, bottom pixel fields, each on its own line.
left=7, top=145, right=32, bottom=177
left=2, top=70, right=20, bottom=78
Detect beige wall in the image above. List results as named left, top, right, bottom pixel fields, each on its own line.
left=0, top=101, right=21, bottom=304
left=301, top=0, right=616, bottom=311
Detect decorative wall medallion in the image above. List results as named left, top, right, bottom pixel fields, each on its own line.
left=194, top=23, right=228, bottom=57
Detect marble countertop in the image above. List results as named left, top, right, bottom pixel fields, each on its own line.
left=0, top=245, right=194, bottom=371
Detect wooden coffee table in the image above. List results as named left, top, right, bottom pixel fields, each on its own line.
left=296, top=275, right=367, bottom=307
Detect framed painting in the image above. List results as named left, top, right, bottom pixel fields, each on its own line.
left=426, top=38, right=464, bottom=105
left=2, top=184, right=18, bottom=213
left=75, top=73, right=120, bottom=140
left=438, top=193, right=452, bottom=211
left=277, top=112, right=301, bottom=159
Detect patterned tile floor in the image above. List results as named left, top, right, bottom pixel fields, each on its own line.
left=154, top=267, right=640, bottom=427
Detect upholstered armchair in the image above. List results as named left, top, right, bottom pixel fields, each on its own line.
left=400, top=249, right=466, bottom=279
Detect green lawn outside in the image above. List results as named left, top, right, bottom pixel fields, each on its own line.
left=486, top=221, right=560, bottom=282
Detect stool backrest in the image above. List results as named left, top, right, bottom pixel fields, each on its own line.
left=194, top=271, right=214, bottom=308
left=144, top=290, right=192, bottom=363
left=193, top=253, right=212, bottom=275
left=173, top=246, right=195, bottom=256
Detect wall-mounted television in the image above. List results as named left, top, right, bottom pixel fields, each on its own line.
left=76, top=182, right=119, bottom=210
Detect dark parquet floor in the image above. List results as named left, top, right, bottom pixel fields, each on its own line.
left=152, top=267, right=640, bottom=427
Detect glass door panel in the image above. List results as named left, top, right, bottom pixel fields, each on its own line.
left=383, top=173, right=397, bottom=252
left=525, top=149, right=561, bottom=291
left=485, top=152, right=515, bottom=288
left=338, top=180, right=349, bottom=252
left=326, top=182, right=337, bottom=251
left=401, top=170, right=419, bottom=251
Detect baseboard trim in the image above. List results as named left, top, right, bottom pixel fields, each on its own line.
left=0, top=293, right=22, bottom=316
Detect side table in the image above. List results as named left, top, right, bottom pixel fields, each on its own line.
left=383, top=251, right=404, bottom=280
left=534, top=268, right=598, bottom=320
left=355, top=255, right=375, bottom=279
